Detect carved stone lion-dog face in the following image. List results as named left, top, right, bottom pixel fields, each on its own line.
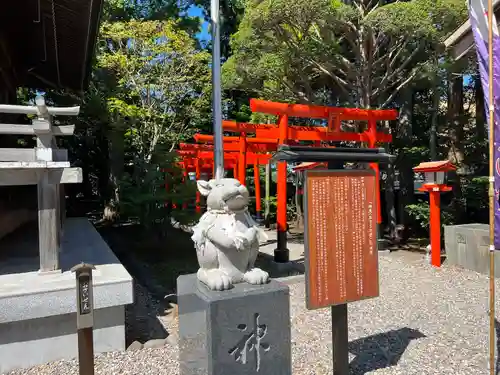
left=197, top=178, right=250, bottom=212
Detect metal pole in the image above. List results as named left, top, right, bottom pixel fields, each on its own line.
left=211, top=0, right=224, bottom=180
left=487, top=0, right=496, bottom=373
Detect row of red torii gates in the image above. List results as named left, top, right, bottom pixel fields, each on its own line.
left=173, top=99, right=398, bottom=263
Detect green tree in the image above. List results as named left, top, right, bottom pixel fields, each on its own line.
left=94, top=19, right=211, bottom=222
left=223, top=0, right=467, bottom=108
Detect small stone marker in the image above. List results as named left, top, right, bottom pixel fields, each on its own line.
left=177, top=274, right=291, bottom=375
left=71, top=262, right=96, bottom=375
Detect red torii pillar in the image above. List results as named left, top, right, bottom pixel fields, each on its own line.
left=254, top=160, right=262, bottom=219
left=182, top=160, right=188, bottom=210
left=239, top=132, right=247, bottom=185
left=176, top=154, right=200, bottom=212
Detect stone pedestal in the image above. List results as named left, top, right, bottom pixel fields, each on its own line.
left=444, top=223, right=500, bottom=276
left=177, top=274, right=291, bottom=375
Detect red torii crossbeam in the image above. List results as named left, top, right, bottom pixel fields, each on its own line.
left=180, top=142, right=275, bottom=153
left=250, top=99, right=398, bottom=121
left=223, top=99, right=397, bottom=263
left=192, top=134, right=282, bottom=185
left=222, top=120, right=393, bottom=143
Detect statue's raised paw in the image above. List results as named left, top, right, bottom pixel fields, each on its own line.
left=197, top=269, right=233, bottom=291
left=243, top=268, right=270, bottom=285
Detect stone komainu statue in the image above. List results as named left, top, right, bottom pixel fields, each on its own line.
left=191, top=178, right=270, bottom=291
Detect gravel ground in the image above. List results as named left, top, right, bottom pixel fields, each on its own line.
left=5, top=251, right=500, bottom=375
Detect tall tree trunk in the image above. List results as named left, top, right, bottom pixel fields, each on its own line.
left=384, top=142, right=397, bottom=241
left=430, top=57, right=439, bottom=160
left=97, top=124, right=110, bottom=204
left=474, top=75, right=488, bottom=175
left=356, top=20, right=372, bottom=111
left=104, top=120, right=125, bottom=221
left=448, top=74, right=465, bottom=166
left=447, top=73, right=465, bottom=223
left=395, top=88, right=414, bottom=239
left=475, top=74, right=486, bottom=140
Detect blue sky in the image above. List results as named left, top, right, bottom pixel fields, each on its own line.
left=186, top=5, right=210, bottom=42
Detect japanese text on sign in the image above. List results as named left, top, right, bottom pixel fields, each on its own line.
left=78, top=275, right=91, bottom=315
left=304, top=170, right=379, bottom=310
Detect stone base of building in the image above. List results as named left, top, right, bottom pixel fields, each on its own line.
left=0, top=218, right=133, bottom=373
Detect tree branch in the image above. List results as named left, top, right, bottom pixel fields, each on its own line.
left=310, top=60, right=350, bottom=97
left=373, top=41, right=420, bottom=98
left=379, top=68, right=420, bottom=108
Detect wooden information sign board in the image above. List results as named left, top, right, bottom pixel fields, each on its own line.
left=304, top=169, right=379, bottom=310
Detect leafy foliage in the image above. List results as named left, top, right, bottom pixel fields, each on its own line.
left=94, top=19, right=212, bottom=222
left=223, top=0, right=467, bottom=107
left=98, top=19, right=211, bottom=160
left=406, top=201, right=454, bottom=235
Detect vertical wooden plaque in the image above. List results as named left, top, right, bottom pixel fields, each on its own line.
left=304, top=169, right=379, bottom=310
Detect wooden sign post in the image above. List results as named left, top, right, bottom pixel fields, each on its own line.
left=304, top=169, right=379, bottom=374
left=71, top=262, right=96, bottom=375
left=272, top=144, right=393, bottom=375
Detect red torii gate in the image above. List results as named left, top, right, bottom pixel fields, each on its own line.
left=194, top=132, right=339, bottom=221
left=194, top=134, right=303, bottom=165
left=177, top=145, right=271, bottom=214
left=166, top=153, right=234, bottom=212
left=180, top=142, right=274, bottom=180
left=176, top=151, right=237, bottom=212
left=223, top=99, right=397, bottom=262
left=191, top=135, right=277, bottom=218
left=170, top=147, right=268, bottom=212
left=192, top=134, right=282, bottom=184
left=164, top=158, right=213, bottom=212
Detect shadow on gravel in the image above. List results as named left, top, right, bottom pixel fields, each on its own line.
left=99, top=221, right=305, bottom=295
left=260, top=231, right=304, bottom=246
left=348, top=327, right=426, bottom=374
left=125, top=280, right=170, bottom=347
left=98, top=222, right=198, bottom=295
left=255, top=252, right=305, bottom=278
